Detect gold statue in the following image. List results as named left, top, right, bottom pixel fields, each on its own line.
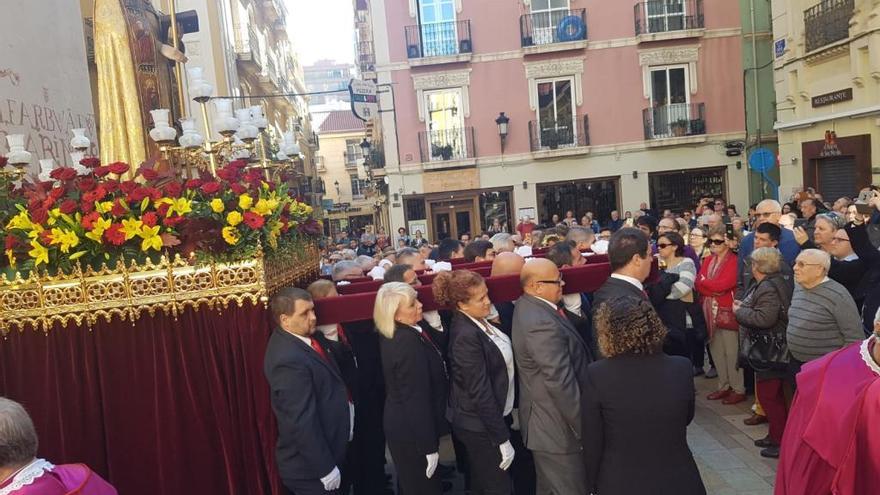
left=94, top=0, right=193, bottom=166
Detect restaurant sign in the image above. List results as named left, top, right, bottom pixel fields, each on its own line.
left=811, top=88, right=853, bottom=108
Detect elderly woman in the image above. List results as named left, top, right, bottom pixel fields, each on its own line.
left=433, top=271, right=515, bottom=494
left=794, top=212, right=843, bottom=250
left=695, top=225, right=744, bottom=404
left=689, top=227, right=710, bottom=260
left=375, top=283, right=449, bottom=494
left=733, top=248, right=794, bottom=459
left=0, top=398, right=117, bottom=494
left=583, top=298, right=706, bottom=495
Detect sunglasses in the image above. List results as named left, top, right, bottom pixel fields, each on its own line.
left=708, top=239, right=727, bottom=245
left=537, top=278, right=564, bottom=286
left=657, top=242, right=674, bottom=249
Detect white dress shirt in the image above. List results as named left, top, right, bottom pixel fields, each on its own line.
left=463, top=313, right=515, bottom=416
left=610, top=273, right=644, bottom=291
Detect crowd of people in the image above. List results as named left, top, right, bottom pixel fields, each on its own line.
left=5, top=187, right=879, bottom=495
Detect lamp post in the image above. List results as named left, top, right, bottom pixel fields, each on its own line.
left=495, top=112, right=510, bottom=153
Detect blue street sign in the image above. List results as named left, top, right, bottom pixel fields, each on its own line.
left=748, top=148, right=775, bottom=173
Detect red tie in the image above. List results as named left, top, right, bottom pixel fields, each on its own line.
left=336, top=324, right=350, bottom=347
left=310, top=338, right=330, bottom=363
left=557, top=307, right=567, bottom=318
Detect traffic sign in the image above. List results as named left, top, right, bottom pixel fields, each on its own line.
left=748, top=147, right=775, bottom=173
left=349, top=79, right=378, bottom=121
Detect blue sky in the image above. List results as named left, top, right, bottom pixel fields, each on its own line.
left=287, top=0, right=355, bottom=65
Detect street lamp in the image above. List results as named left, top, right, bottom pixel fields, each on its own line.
left=495, top=112, right=510, bottom=152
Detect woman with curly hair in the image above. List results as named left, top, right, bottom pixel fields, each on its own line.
left=433, top=270, right=516, bottom=495
left=583, top=297, right=705, bottom=495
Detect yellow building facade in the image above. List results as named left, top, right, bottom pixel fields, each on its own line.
left=773, top=0, right=880, bottom=200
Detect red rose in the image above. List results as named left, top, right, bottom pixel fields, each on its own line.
left=59, top=199, right=78, bottom=215
left=76, top=178, right=97, bottom=192
left=229, top=183, right=246, bottom=195
left=79, top=157, right=100, bottom=168
left=140, top=168, right=159, bottom=180
left=244, top=169, right=263, bottom=184
left=31, top=208, right=48, bottom=225
left=185, top=178, right=203, bottom=190
left=81, top=211, right=100, bottom=230
left=110, top=200, right=127, bottom=217
left=80, top=201, right=95, bottom=214
left=107, top=162, right=130, bottom=175
left=119, top=180, right=138, bottom=194
left=48, top=187, right=65, bottom=202
left=5, top=234, right=18, bottom=250
left=156, top=202, right=170, bottom=218
left=163, top=214, right=184, bottom=228
left=243, top=211, right=265, bottom=230
left=216, top=167, right=239, bottom=182
left=104, top=223, right=126, bottom=246
left=93, top=166, right=112, bottom=177
left=142, top=212, right=158, bottom=227
left=145, top=187, right=162, bottom=201
left=103, top=181, right=119, bottom=193
left=127, top=187, right=148, bottom=203
left=50, top=167, right=78, bottom=181
left=163, top=181, right=183, bottom=198
left=200, top=181, right=221, bottom=195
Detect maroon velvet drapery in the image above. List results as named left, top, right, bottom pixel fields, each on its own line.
left=0, top=302, right=283, bottom=495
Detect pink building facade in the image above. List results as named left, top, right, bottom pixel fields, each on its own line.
left=370, top=0, right=749, bottom=240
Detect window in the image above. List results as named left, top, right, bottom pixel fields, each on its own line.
left=536, top=78, right=575, bottom=147
left=345, top=139, right=364, bottom=166
left=530, top=0, right=570, bottom=45
left=419, top=0, right=457, bottom=56
left=350, top=175, right=367, bottom=197
left=425, top=89, right=466, bottom=161
left=645, top=0, right=686, bottom=33
left=648, top=65, right=689, bottom=138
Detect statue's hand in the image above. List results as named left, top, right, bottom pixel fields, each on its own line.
left=160, top=44, right=188, bottom=63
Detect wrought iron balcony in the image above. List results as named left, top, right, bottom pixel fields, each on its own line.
left=235, top=26, right=263, bottom=71
left=643, top=103, right=706, bottom=140
left=528, top=115, right=590, bottom=151
left=418, top=127, right=476, bottom=163
left=405, top=20, right=473, bottom=59
left=521, top=9, right=587, bottom=47
left=804, top=0, right=854, bottom=52
left=634, top=0, right=704, bottom=36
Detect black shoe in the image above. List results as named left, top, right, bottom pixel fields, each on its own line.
left=760, top=445, right=780, bottom=458
left=754, top=436, right=775, bottom=448
left=693, top=367, right=705, bottom=377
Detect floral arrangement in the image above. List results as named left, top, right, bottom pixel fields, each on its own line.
left=1, top=157, right=322, bottom=278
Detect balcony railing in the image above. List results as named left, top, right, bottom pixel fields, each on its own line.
left=528, top=115, right=590, bottom=151
left=804, top=0, right=854, bottom=52
left=643, top=102, right=706, bottom=140
left=405, top=20, right=472, bottom=59
left=418, top=127, right=476, bottom=163
left=521, top=9, right=587, bottom=47
left=634, top=0, right=704, bottom=35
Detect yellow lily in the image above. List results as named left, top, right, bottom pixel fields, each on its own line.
left=49, top=229, right=80, bottom=253
left=28, top=240, right=49, bottom=267
left=252, top=198, right=273, bottom=216
left=139, top=225, right=163, bottom=252
left=85, top=217, right=112, bottom=243
left=121, top=218, right=143, bottom=240
left=6, top=211, right=33, bottom=231
left=170, top=197, right=192, bottom=216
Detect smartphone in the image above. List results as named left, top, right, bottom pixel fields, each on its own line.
left=725, top=222, right=735, bottom=240
left=856, top=203, right=873, bottom=215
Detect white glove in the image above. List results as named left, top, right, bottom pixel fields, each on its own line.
left=425, top=452, right=439, bottom=478
left=348, top=402, right=355, bottom=442
left=498, top=440, right=515, bottom=471
left=320, top=466, right=341, bottom=491
left=510, top=408, right=521, bottom=431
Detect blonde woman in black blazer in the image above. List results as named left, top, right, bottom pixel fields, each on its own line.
left=433, top=270, right=515, bottom=495
left=374, top=282, right=449, bottom=495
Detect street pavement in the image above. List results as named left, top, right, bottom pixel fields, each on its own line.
left=432, top=374, right=778, bottom=494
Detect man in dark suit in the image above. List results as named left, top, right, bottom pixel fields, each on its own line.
left=592, top=227, right=653, bottom=313
left=512, top=258, right=593, bottom=494
left=264, top=288, right=352, bottom=495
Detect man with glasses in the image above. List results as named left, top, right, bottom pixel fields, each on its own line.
left=512, top=258, right=592, bottom=495
left=737, top=200, right=801, bottom=296
left=786, top=249, right=864, bottom=390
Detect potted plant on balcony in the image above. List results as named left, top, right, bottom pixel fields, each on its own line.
left=670, top=119, right=689, bottom=137
left=431, top=143, right=454, bottom=160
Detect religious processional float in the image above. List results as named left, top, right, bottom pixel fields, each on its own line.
left=0, top=148, right=322, bottom=334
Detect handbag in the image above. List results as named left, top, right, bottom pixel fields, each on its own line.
left=738, top=280, right=790, bottom=371
left=714, top=304, right=738, bottom=331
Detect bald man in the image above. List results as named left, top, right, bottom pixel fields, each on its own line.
left=512, top=258, right=591, bottom=494
left=491, top=251, right=526, bottom=277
